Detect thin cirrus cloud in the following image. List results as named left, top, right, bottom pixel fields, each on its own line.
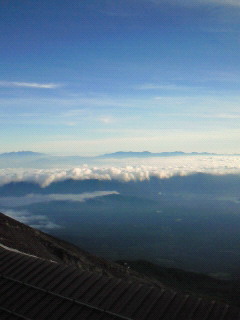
left=148, top=0, right=240, bottom=7
left=0, top=81, right=60, bottom=89
left=195, top=0, right=240, bottom=7
left=135, top=83, right=203, bottom=91
left=98, top=116, right=115, bottom=124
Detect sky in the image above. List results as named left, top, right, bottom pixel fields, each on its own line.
left=0, top=0, right=240, bottom=155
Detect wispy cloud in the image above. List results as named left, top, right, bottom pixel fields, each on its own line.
left=98, top=116, right=115, bottom=124
left=0, top=191, right=119, bottom=207
left=0, top=208, right=61, bottom=230
left=0, top=81, right=60, bottom=89
left=149, top=0, right=240, bottom=8
left=199, top=0, right=240, bottom=7
left=214, top=113, right=240, bottom=119
left=135, top=83, right=203, bottom=91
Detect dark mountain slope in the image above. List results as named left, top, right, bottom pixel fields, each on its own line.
left=117, top=260, right=240, bottom=307
left=1, top=212, right=240, bottom=319
left=0, top=212, right=161, bottom=286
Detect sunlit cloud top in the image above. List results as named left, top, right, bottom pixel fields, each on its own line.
left=1, top=156, right=240, bottom=187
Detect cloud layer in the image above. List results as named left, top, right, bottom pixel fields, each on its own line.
left=1, top=156, right=240, bottom=187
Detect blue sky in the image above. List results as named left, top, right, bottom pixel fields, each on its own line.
left=0, top=0, right=240, bottom=155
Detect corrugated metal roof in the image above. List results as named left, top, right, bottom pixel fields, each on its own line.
left=1, top=246, right=240, bottom=320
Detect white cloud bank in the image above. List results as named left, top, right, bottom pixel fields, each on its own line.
left=1, top=156, right=240, bottom=187
left=0, top=81, right=60, bottom=89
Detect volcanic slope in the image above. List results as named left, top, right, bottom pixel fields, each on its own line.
left=0, top=212, right=161, bottom=285
left=1, top=212, right=240, bottom=319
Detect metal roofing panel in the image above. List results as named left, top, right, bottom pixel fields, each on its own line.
left=14, top=261, right=39, bottom=280
left=206, top=303, right=229, bottom=320
left=78, top=275, right=111, bottom=303
left=88, top=277, right=121, bottom=307
left=224, top=306, right=240, bottom=320
left=13, top=288, right=46, bottom=317
left=5, top=257, right=40, bottom=281
left=58, top=303, right=85, bottom=320
left=160, top=293, right=189, bottom=320
left=56, top=271, right=92, bottom=299
left=120, top=286, right=153, bottom=318
left=33, top=297, right=73, bottom=320
left=15, top=261, right=51, bottom=285
left=32, top=263, right=66, bottom=288
left=111, top=283, right=142, bottom=315
left=0, top=307, right=30, bottom=320
left=85, top=310, right=116, bottom=320
left=26, top=294, right=60, bottom=319
left=62, top=271, right=90, bottom=295
left=84, top=308, right=119, bottom=320
left=1, top=245, right=240, bottom=320
left=191, top=300, right=216, bottom=320
left=47, top=269, right=77, bottom=294
left=76, top=307, right=122, bottom=320
left=132, top=287, right=164, bottom=320
left=99, top=281, right=133, bottom=311
left=1, top=280, right=28, bottom=307
left=146, top=290, right=177, bottom=319
left=30, top=296, right=63, bottom=319
left=68, top=306, right=93, bottom=320
left=72, top=273, right=102, bottom=301
left=0, top=277, right=15, bottom=298
left=1, top=250, right=28, bottom=275
left=173, top=295, right=202, bottom=320
left=0, top=249, right=19, bottom=269
left=4, top=285, right=31, bottom=311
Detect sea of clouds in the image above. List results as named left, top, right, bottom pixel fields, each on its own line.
left=1, top=156, right=240, bottom=187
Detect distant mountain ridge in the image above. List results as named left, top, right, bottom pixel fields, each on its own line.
left=100, top=151, right=218, bottom=158
left=0, top=150, right=228, bottom=159
left=0, top=151, right=45, bottom=157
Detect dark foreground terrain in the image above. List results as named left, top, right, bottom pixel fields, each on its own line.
left=1, top=211, right=240, bottom=319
